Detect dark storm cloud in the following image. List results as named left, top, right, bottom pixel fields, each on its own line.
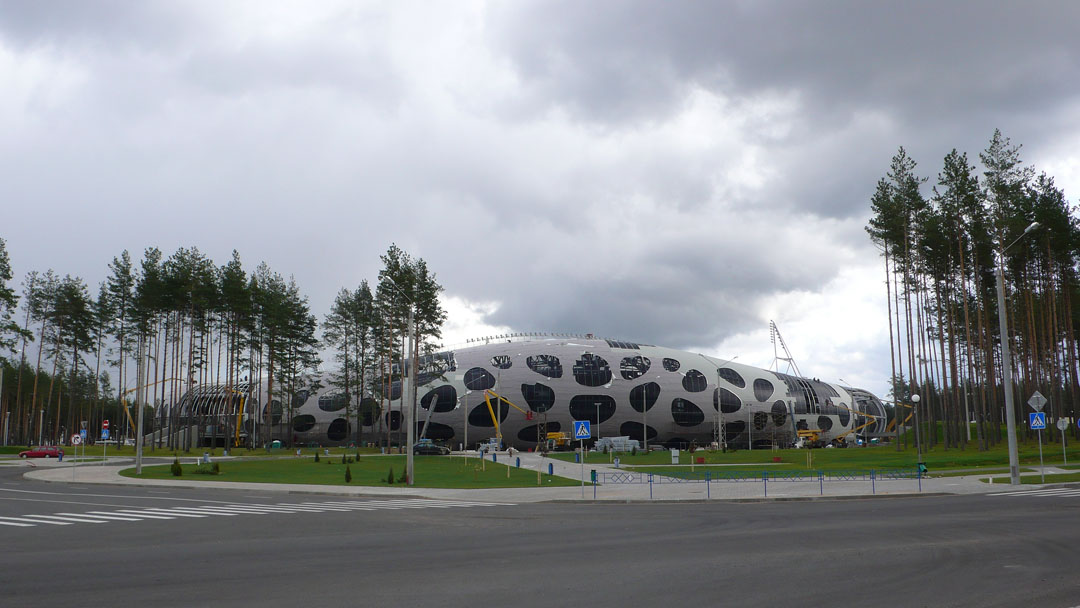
left=489, top=1, right=1080, bottom=126
left=487, top=1, right=1080, bottom=218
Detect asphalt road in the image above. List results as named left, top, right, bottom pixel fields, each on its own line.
left=1, top=461, right=1078, bottom=607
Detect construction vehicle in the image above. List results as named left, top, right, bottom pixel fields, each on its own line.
left=545, top=431, right=571, bottom=451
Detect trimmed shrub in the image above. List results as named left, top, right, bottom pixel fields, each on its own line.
left=170, top=457, right=182, bottom=477
left=341, top=454, right=346, bottom=464
left=314, top=452, right=320, bottom=463
left=345, top=465, right=352, bottom=483
left=387, top=467, right=394, bottom=484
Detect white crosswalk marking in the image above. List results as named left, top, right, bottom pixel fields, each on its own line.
left=0, top=515, right=70, bottom=525
left=988, top=487, right=1080, bottom=497
left=0, top=519, right=36, bottom=527
left=106, top=511, right=177, bottom=520
left=137, top=509, right=208, bottom=518
left=0, top=498, right=514, bottom=529
left=21, top=514, right=108, bottom=524
left=72, top=512, right=145, bottom=521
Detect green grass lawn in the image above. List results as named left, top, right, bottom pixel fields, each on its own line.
left=121, top=454, right=578, bottom=489
left=547, top=438, right=1080, bottom=473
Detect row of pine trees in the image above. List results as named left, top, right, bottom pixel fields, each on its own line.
left=867, top=129, right=1079, bottom=451
left=0, top=241, right=445, bottom=449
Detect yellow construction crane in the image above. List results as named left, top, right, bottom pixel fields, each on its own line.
left=119, top=378, right=180, bottom=437
left=481, top=389, right=534, bottom=446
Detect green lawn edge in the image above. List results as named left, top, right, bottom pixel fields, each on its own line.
left=120, top=454, right=580, bottom=489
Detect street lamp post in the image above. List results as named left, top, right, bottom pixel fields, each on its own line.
left=384, top=277, right=416, bottom=487
left=996, top=221, right=1040, bottom=486
left=911, top=393, right=922, bottom=471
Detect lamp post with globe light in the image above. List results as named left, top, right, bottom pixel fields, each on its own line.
left=911, top=394, right=923, bottom=472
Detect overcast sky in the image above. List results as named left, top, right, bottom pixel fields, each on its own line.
left=3, top=1, right=1080, bottom=398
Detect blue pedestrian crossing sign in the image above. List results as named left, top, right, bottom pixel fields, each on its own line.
left=101, top=429, right=110, bottom=440
left=1029, top=412, right=1046, bottom=430
left=573, top=420, right=592, bottom=440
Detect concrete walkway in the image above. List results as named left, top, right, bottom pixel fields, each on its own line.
left=12, top=452, right=1073, bottom=502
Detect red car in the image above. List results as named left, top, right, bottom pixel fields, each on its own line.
left=19, top=446, right=64, bottom=459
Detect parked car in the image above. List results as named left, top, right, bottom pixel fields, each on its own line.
left=19, top=446, right=64, bottom=459
left=412, top=439, right=450, bottom=455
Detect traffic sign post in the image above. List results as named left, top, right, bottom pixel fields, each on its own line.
left=1030, top=412, right=1046, bottom=483
left=102, top=420, right=110, bottom=464
left=1058, top=418, right=1069, bottom=465
left=573, top=420, right=591, bottom=498
left=1028, top=391, right=1046, bottom=412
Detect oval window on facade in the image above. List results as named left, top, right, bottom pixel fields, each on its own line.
left=771, top=400, right=788, bottom=427
left=682, top=369, right=708, bottom=393
left=724, top=420, right=746, bottom=444
left=573, top=354, right=612, bottom=387
left=291, top=389, right=310, bottom=409
left=327, top=418, right=349, bottom=441
left=265, top=400, right=282, bottom=424
left=520, top=382, right=556, bottom=413
left=490, top=355, right=512, bottom=369
left=718, top=367, right=745, bottom=389
left=517, top=422, right=561, bottom=443
left=753, top=412, right=769, bottom=431
left=416, top=421, right=455, bottom=440
left=662, top=358, right=681, bottom=372
left=630, top=382, right=661, bottom=413
left=713, top=387, right=741, bottom=414
left=319, top=393, right=348, bottom=412
left=359, top=398, right=380, bottom=426
left=619, top=421, right=658, bottom=442
left=568, top=395, right=617, bottom=424
left=292, top=414, right=316, bottom=433
left=420, top=385, right=458, bottom=413
left=385, top=411, right=402, bottom=431
left=463, top=367, right=496, bottom=391
left=468, top=400, right=510, bottom=427
left=526, top=355, right=563, bottom=379
left=817, top=416, right=833, bottom=431
left=838, top=405, right=850, bottom=427
left=620, top=356, right=651, bottom=380
left=753, top=378, right=774, bottom=402
left=671, top=398, right=705, bottom=427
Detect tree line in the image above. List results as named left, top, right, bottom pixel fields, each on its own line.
left=867, top=129, right=1079, bottom=452
left=0, top=240, right=444, bottom=449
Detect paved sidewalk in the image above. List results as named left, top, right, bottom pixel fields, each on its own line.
left=14, top=452, right=1063, bottom=502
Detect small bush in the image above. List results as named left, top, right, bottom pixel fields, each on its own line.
left=631, top=445, right=638, bottom=456
left=345, top=465, right=352, bottom=483
left=193, top=462, right=219, bottom=475
left=212, top=462, right=220, bottom=474
left=170, top=458, right=182, bottom=477
left=387, top=467, right=394, bottom=484
left=341, top=454, right=346, bottom=464
left=314, top=452, right=320, bottom=463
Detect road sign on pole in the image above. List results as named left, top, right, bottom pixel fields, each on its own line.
left=1030, top=412, right=1046, bottom=430
left=573, top=420, right=591, bottom=498
left=1059, top=419, right=1070, bottom=465
left=1027, top=391, right=1047, bottom=412
left=102, top=419, right=110, bottom=430
left=102, top=429, right=111, bottom=440
left=573, top=420, right=592, bottom=440
left=71, top=434, right=82, bottom=445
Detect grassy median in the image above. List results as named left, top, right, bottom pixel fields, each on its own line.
left=121, top=454, right=578, bottom=489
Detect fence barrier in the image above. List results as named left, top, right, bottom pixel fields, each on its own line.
left=595, top=467, right=922, bottom=499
